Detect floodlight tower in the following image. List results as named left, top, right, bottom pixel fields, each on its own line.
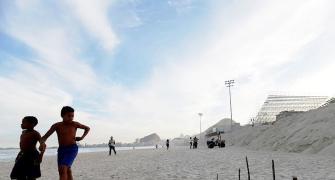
left=198, top=113, right=203, bottom=146
left=225, top=80, right=235, bottom=144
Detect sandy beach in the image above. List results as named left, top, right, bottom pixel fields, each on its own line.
left=1, top=147, right=335, bottom=180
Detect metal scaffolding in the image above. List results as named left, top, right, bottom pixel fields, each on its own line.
left=255, top=95, right=329, bottom=123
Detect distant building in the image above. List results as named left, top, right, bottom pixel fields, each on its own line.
left=139, top=133, right=161, bottom=145
left=255, top=95, right=329, bottom=123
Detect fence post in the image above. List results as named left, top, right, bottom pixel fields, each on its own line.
left=246, top=156, right=250, bottom=180
left=238, top=168, right=241, bottom=180
left=272, top=160, right=275, bottom=180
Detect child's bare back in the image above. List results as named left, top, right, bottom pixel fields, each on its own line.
left=20, top=129, right=41, bottom=151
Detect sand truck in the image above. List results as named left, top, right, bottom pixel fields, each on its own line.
left=206, top=128, right=225, bottom=148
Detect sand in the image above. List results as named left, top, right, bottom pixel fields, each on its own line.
left=1, top=147, right=335, bottom=180
left=223, top=103, right=335, bottom=156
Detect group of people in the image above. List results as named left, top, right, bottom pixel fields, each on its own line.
left=10, top=106, right=90, bottom=180
left=189, top=136, right=199, bottom=149
left=163, top=137, right=199, bottom=150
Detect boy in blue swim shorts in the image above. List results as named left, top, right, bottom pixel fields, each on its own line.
left=40, top=106, right=90, bottom=180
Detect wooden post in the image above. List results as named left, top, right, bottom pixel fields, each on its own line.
left=238, top=168, right=241, bottom=180
left=292, top=177, right=298, bottom=180
left=272, top=160, right=275, bottom=180
left=216, top=173, right=218, bottom=180
left=246, top=156, right=250, bottom=180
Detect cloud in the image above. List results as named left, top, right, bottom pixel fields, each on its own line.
left=168, top=0, right=194, bottom=14
left=1, top=0, right=335, bottom=147
left=0, top=0, right=117, bottom=146
left=101, top=0, right=335, bottom=140
left=64, top=0, right=119, bottom=51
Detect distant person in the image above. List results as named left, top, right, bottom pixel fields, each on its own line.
left=10, top=116, right=45, bottom=180
left=189, top=137, right=193, bottom=149
left=40, top=106, right=90, bottom=180
left=155, top=144, right=158, bottom=149
left=193, top=136, right=198, bottom=149
left=108, top=136, right=116, bottom=155
left=166, top=139, right=170, bottom=150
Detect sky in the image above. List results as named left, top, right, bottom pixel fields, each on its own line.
left=0, top=0, right=335, bottom=147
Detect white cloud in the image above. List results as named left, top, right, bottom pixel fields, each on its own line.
left=1, top=0, right=335, bottom=146
left=64, top=0, right=119, bottom=51
left=0, top=0, right=116, bottom=146
left=168, top=0, right=194, bottom=14
left=100, top=0, right=335, bottom=140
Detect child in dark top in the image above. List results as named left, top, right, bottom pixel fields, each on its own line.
left=40, top=106, right=90, bottom=180
left=10, top=116, right=45, bottom=180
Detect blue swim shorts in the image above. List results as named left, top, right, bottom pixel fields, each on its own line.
left=57, top=144, right=78, bottom=167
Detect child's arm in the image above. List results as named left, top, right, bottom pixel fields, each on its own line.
left=40, top=124, right=57, bottom=144
left=74, top=122, right=90, bottom=141
left=38, top=124, right=57, bottom=154
left=36, top=132, right=46, bottom=163
left=38, top=142, right=45, bottom=163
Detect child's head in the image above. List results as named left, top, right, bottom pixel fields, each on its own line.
left=21, top=116, right=38, bottom=130
left=61, top=106, right=74, bottom=122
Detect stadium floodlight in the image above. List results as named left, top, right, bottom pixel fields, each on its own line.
left=198, top=113, right=203, bottom=146
left=225, top=80, right=235, bottom=145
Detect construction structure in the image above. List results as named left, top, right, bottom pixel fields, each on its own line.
left=255, top=95, right=329, bottom=123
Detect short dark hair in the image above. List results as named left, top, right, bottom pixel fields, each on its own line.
left=61, top=106, right=75, bottom=117
left=23, top=116, right=38, bottom=126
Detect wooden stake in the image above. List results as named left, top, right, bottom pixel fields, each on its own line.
left=246, top=156, right=250, bottom=180
left=292, top=177, right=298, bottom=180
left=217, top=173, right=218, bottom=180
left=238, top=168, right=241, bottom=180
left=272, top=160, right=275, bottom=180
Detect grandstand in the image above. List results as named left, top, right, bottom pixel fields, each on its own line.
left=255, top=95, right=329, bottom=123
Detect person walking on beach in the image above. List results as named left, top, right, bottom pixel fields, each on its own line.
left=10, top=116, right=45, bottom=180
left=189, top=137, right=193, bottom=149
left=166, top=139, right=170, bottom=150
left=108, top=136, right=116, bottom=155
left=193, top=136, right=198, bottom=149
left=40, top=106, right=90, bottom=180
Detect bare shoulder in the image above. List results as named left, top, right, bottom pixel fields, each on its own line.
left=72, top=121, right=83, bottom=126
left=32, top=129, right=41, bottom=136
left=32, top=130, right=41, bottom=139
left=73, top=121, right=89, bottom=128
left=51, top=122, right=62, bottom=129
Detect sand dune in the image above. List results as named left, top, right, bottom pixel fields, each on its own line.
left=226, top=103, right=335, bottom=155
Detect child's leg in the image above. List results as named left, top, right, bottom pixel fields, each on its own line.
left=67, top=167, right=73, bottom=180
left=58, top=165, right=68, bottom=180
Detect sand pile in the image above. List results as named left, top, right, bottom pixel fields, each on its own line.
left=229, top=103, right=335, bottom=155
